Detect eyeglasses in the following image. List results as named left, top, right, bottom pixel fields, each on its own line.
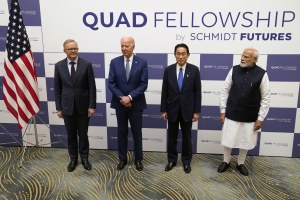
left=175, top=52, right=188, bottom=56
left=65, top=48, right=79, bottom=52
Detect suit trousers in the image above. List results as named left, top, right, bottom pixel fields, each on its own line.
left=64, top=109, right=90, bottom=161
left=167, top=109, right=193, bottom=165
left=116, top=109, right=143, bottom=163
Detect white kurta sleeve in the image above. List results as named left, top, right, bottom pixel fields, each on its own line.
left=258, top=73, right=271, bottom=121
left=220, top=68, right=233, bottom=113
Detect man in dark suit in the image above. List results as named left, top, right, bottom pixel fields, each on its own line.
left=108, top=36, right=148, bottom=171
left=54, top=39, right=96, bottom=172
left=161, top=43, right=202, bottom=173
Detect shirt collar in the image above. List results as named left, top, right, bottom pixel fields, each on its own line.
left=177, top=63, right=187, bottom=70
left=124, top=55, right=133, bottom=62
left=68, top=57, right=78, bottom=64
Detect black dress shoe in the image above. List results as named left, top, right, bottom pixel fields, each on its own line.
left=67, top=160, right=78, bottom=172
left=183, top=164, right=191, bottom=173
left=82, top=160, right=92, bottom=170
left=236, top=164, right=249, bottom=176
left=135, top=161, right=143, bottom=171
left=117, top=160, right=127, bottom=171
left=165, top=162, right=176, bottom=171
left=217, top=162, right=230, bottom=173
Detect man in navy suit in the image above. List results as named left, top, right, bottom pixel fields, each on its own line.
left=108, top=36, right=148, bottom=171
left=161, top=43, right=202, bottom=173
left=54, top=39, right=96, bottom=172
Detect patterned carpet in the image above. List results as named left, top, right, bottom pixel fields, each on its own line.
left=0, top=146, right=299, bottom=200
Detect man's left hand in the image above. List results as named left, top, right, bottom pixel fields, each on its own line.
left=88, top=108, right=95, bottom=117
left=254, top=120, right=263, bottom=131
left=120, top=96, right=131, bottom=105
left=192, top=113, right=200, bottom=122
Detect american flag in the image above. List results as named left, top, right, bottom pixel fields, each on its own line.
left=3, top=0, right=39, bottom=129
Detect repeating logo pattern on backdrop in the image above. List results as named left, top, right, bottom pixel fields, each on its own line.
left=0, top=0, right=299, bottom=157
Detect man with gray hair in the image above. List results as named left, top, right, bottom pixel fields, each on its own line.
left=108, top=36, right=148, bottom=171
left=217, top=48, right=271, bottom=176
left=54, top=39, right=96, bottom=172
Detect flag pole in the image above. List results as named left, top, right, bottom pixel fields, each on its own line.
left=19, top=116, right=39, bottom=168
left=33, top=116, right=39, bottom=147
left=19, top=118, right=32, bottom=168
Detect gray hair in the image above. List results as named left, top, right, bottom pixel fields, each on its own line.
left=63, top=39, right=78, bottom=49
left=121, top=36, right=135, bottom=46
left=245, top=47, right=259, bottom=58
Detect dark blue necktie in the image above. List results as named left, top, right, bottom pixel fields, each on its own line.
left=178, top=68, right=183, bottom=91
left=70, top=61, right=76, bottom=82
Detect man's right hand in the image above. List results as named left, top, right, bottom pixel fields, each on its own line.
left=220, top=113, right=225, bottom=124
left=161, top=112, right=168, bottom=120
left=57, top=110, right=63, bottom=118
left=124, top=102, right=132, bottom=108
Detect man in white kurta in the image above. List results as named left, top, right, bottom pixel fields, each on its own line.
left=218, top=48, right=271, bottom=176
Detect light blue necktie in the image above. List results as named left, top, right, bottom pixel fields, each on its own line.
left=178, top=68, right=183, bottom=91
left=125, top=59, right=130, bottom=80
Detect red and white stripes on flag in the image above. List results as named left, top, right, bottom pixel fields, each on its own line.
left=3, top=0, right=39, bottom=129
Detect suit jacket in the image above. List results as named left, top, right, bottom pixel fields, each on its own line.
left=108, top=55, right=148, bottom=110
left=160, top=63, right=202, bottom=122
left=54, top=57, right=96, bottom=115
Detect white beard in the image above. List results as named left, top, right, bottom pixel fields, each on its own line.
left=240, top=62, right=248, bottom=68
